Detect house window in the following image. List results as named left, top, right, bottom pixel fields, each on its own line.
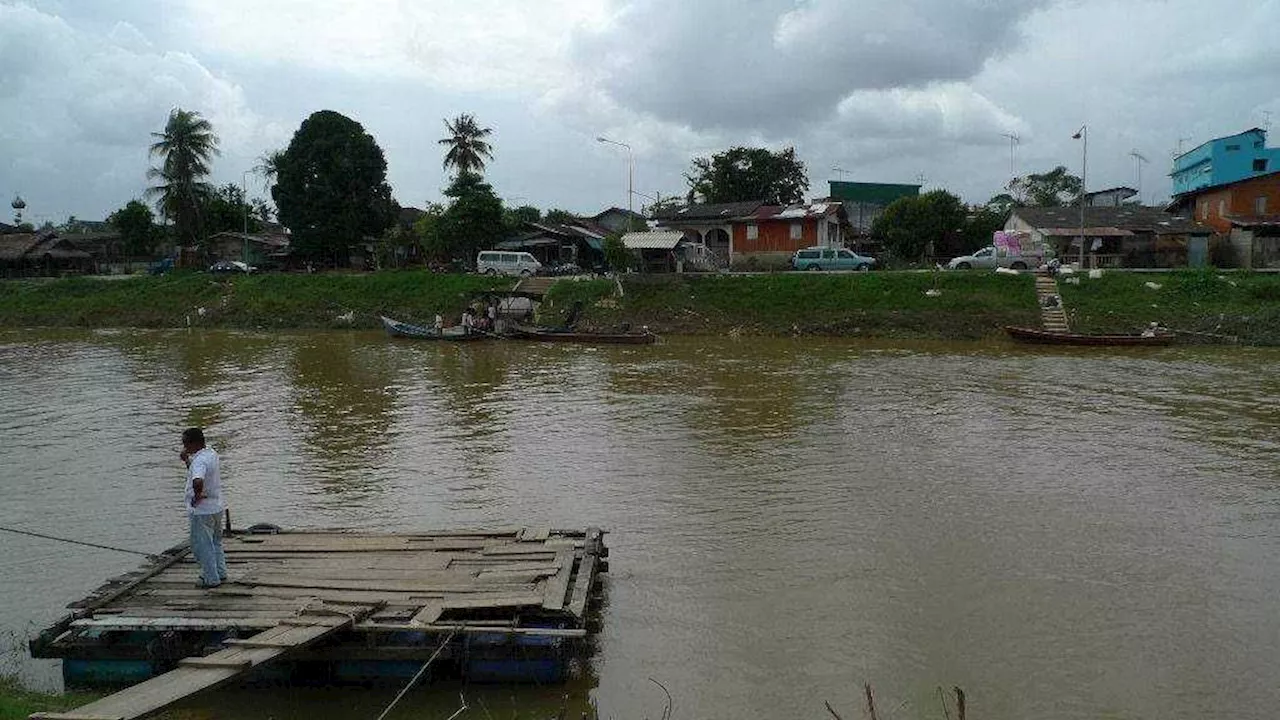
left=1198, top=201, right=1206, bottom=219
left=1218, top=200, right=1226, bottom=217
left=1254, top=159, right=1268, bottom=172
left=789, top=222, right=802, bottom=240
left=1257, top=196, right=1268, bottom=215
left=746, top=224, right=758, bottom=240
left=1225, top=144, right=1241, bottom=151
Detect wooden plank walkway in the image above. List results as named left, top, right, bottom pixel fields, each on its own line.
left=30, top=604, right=380, bottom=720
left=1034, top=274, right=1070, bottom=332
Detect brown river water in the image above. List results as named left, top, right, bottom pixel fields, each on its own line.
left=1, top=328, right=1278, bottom=719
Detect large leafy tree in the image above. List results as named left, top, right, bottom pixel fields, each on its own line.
left=502, top=205, right=541, bottom=235
left=146, top=108, right=219, bottom=246
left=686, top=146, right=808, bottom=205
left=272, top=110, right=396, bottom=266
left=107, top=200, right=160, bottom=257
left=434, top=171, right=504, bottom=264
left=959, top=204, right=1010, bottom=254
left=439, top=114, right=494, bottom=176
left=201, top=184, right=263, bottom=235
left=871, top=189, right=968, bottom=261
left=1007, top=166, right=1083, bottom=207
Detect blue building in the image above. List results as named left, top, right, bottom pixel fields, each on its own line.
left=1171, top=128, right=1280, bottom=196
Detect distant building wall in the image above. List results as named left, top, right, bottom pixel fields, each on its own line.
left=1173, top=129, right=1280, bottom=195
left=732, top=218, right=819, bottom=255
left=1190, top=173, right=1280, bottom=233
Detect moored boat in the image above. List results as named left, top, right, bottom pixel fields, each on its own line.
left=1004, top=325, right=1175, bottom=346
left=381, top=315, right=488, bottom=341
left=508, top=324, right=657, bottom=345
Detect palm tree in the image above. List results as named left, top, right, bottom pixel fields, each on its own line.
left=147, top=108, right=219, bottom=246
left=254, top=148, right=285, bottom=188
left=438, top=114, right=493, bottom=176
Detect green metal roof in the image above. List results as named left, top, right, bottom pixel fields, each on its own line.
left=828, top=181, right=921, bottom=206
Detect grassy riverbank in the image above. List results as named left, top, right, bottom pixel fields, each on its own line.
left=542, top=272, right=1041, bottom=338
left=0, top=272, right=513, bottom=330
left=2, top=269, right=1277, bottom=343
left=1059, top=269, right=1280, bottom=345
left=0, top=677, right=101, bottom=720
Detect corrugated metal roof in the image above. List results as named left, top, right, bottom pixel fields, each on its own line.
left=622, top=231, right=685, bottom=250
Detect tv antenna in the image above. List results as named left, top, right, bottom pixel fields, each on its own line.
left=1128, top=150, right=1149, bottom=203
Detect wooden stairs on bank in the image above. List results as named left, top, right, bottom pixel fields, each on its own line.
left=1035, top=274, right=1070, bottom=333
left=513, top=276, right=559, bottom=297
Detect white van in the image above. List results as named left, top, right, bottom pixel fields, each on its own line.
left=476, top=251, right=542, bottom=276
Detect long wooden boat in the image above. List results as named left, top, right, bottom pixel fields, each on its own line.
left=381, top=315, right=487, bottom=341
left=1004, top=325, right=1175, bottom=346
left=509, top=324, right=657, bottom=345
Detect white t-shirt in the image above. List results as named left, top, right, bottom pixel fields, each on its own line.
left=185, top=447, right=227, bottom=516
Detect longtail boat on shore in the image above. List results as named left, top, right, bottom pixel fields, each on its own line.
left=508, top=324, right=657, bottom=345
left=1005, top=325, right=1175, bottom=347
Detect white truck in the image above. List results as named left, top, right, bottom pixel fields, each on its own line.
left=947, top=231, right=1051, bottom=270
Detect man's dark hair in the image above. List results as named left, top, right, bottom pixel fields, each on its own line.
left=182, top=427, right=205, bottom=445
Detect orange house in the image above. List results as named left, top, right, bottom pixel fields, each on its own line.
left=1177, top=170, right=1280, bottom=267
left=729, top=202, right=847, bottom=265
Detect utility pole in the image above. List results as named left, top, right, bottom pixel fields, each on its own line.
left=1000, top=133, right=1020, bottom=180
left=832, top=166, right=852, bottom=181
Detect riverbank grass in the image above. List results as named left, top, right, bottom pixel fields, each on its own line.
left=0, top=677, right=101, bottom=720
left=1060, top=269, right=1280, bottom=344
left=0, top=271, right=514, bottom=329
left=569, top=272, right=1040, bottom=338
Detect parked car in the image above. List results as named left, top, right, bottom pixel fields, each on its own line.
left=791, top=247, right=876, bottom=271
left=476, top=250, right=543, bottom=276
left=947, top=243, right=1049, bottom=270
left=148, top=258, right=174, bottom=275
left=209, top=260, right=256, bottom=274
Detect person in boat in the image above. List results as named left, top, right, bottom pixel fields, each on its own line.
left=433, top=313, right=444, bottom=335
left=179, top=427, right=227, bottom=589
left=461, top=309, right=474, bottom=334
left=1141, top=321, right=1161, bottom=338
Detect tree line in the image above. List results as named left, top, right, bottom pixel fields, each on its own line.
left=93, top=104, right=1087, bottom=269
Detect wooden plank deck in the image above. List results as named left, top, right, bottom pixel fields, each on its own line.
left=34, top=527, right=608, bottom=658
left=30, top=527, right=608, bottom=719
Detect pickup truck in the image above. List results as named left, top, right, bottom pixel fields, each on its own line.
left=947, top=244, right=1049, bottom=271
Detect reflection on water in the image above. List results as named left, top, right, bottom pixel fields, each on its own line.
left=1, top=329, right=1279, bottom=719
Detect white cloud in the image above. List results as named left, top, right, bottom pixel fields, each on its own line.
left=0, top=2, right=284, bottom=220
left=177, top=0, right=612, bottom=91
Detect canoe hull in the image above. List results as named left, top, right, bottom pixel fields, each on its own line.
left=381, top=316, right=486, bottom=341
left=1004, top=326, right=1175, bottom=346
left=510, top=326, right=656, bottom=345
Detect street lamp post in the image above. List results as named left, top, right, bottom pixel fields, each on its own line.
left=1072, top=125, right=1087, bottom=269
left=597, top=136, right=633, bottom=229
left=241, top=170, right=252, bottom=265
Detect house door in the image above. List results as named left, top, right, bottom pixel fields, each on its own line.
left=704, top=228, right=730, bottom=262
left=1187, top=236, right=1208, bottom=268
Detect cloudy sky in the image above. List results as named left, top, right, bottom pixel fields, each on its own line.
left=2, top=0, right=1277, bottom=225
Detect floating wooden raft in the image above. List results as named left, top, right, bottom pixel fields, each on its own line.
left=29, top=527, right=608, bottom=720
left=30, top=603, right=381, bottom=720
